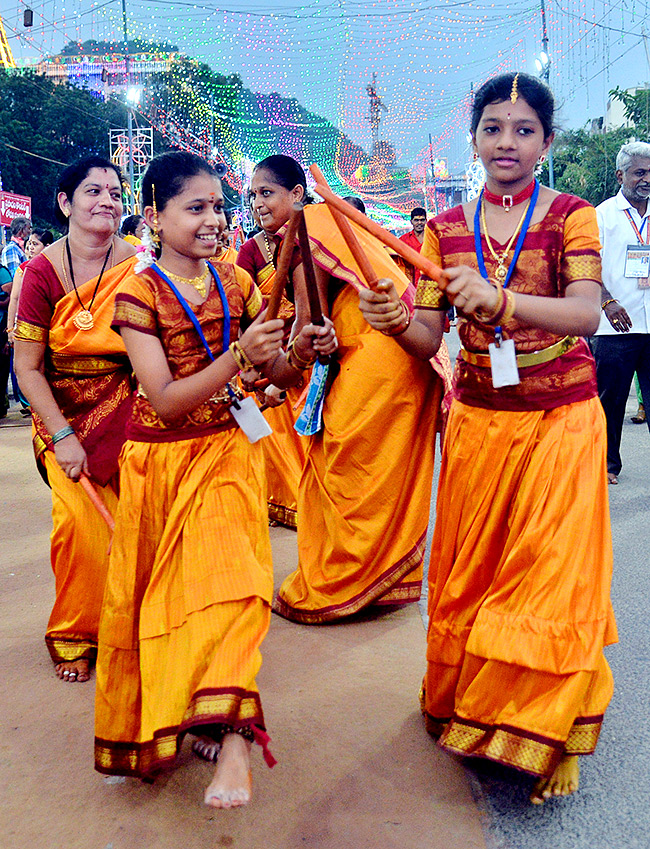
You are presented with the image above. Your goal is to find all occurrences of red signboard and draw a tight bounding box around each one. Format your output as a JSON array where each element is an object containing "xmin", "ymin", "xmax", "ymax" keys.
[{"xmin": 0, "ymin": 191, "xmax": 32, "ymax": 226}]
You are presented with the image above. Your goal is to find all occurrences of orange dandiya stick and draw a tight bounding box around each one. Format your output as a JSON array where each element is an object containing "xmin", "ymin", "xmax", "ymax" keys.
[
  {"xmin": 309, "ymin": 164, "xmax": 445, "ymax": 285},
  {"xmin": 265, "ymin": 203, "xmax": 302, "ymax": 321},
  {"xmin": 79, "ymin": 473, "xmax": 115, "ymax": 532}
]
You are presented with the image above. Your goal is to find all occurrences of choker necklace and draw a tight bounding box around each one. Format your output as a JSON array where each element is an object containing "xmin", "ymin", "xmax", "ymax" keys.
[
  {"xmin": 480, "ymin": 196, "xmax": 531, "ymax": 282},
  {"xmin": 158, "ymin": 263, "xmax": 209, "ymax": 298},
  {"xmin": 62, "ymin": 237, "xmax": 113, "ymax": 331},
  {"xmin": 483, "ymin": 180, "xmax": 536, "ymax": 213}
]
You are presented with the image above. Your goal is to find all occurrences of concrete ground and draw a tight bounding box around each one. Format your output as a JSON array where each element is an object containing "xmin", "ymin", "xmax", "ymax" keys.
[{"xmin": 0, "ymin": 408, "xmax": 486, "ymax": 849}]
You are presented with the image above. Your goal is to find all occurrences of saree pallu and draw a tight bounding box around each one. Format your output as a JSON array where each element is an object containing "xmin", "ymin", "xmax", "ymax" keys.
[
  {"xmin": 422, "ymin": 397, "xmax": 617, "ymax": 777},
  {"xmin": 237, "ymin": 237, "xmax": 306, "ymax": 528},
  {"xmin": 95, "ymin": 429, "xmax": 274, "ymax": 777},
  {"xmin": 15, "ymin": 255, "xmax": 136, "ymax": 664},
  {"xmin": 274, "ymin": 203, "xmax": 447, "ymax": 622}
]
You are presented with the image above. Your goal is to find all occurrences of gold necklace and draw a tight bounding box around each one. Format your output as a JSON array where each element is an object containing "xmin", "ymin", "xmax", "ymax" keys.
[
  {"xmin": 61, "ymin": 238, "xmax": 113, "ymax": 331},
  {"xmin": 263, "ymin": 231, "xmax": 274, "ymax": 264},
  {"xmin": 480, "ymin": 197, "xmax": 531, "ymax": 282},
  {"xmin": 159, "ymin": 263, "xmax": 209, "ymax": 298}
]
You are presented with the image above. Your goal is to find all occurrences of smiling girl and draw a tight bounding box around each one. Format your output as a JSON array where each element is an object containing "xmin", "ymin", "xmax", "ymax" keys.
[
  {"xmin": 93, "ymin": 152, "xmax": 335, "ymax": 808},
  {"xmin": 360, "ymin": 73, "xmax": 617, "ymax": 804}
]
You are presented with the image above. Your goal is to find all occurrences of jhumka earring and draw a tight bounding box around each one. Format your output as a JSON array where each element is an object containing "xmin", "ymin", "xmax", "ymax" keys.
[
  {"xmin": 473, "ymin": 151, "xmax": 479, "ymax": 161},
  {"xmin": 151, "ymin": 184, "xmax": 162, "ymax": 249},
  {"xmin": 510, "ymin": 73, "xmax": 520, "ymax": 104}
]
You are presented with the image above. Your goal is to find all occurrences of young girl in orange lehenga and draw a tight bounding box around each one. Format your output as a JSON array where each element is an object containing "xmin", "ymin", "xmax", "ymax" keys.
[
  {"xmin": 360, "ymin": 72, "xmax": 616, "ymax": 805},
  {"xmin": 94, "ymin": 151, "xmax": 336, "ymax": 809}
]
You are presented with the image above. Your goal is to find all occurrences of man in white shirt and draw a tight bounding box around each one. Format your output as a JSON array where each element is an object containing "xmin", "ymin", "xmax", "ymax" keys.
[{"xmin": 592, "ymin": 141, "xmax": 650, "ymax": 484}]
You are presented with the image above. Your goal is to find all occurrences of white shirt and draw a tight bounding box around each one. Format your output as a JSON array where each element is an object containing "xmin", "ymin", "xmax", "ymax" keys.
[{"xmin": 595, "ymin": 189, "xmax": 650, "ymax": 335}]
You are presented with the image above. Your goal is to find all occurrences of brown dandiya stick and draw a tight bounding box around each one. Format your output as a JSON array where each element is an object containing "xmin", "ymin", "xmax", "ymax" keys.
[
  {"xmin": 265, "ymin": 203, "xmax": 302, "ymax": 321},
  {"xmin": 79, "ymin": 473, "xmax": 115, "ymax": 532},
  {"xmin": 309, "ymin": 164, "xmax": 445, "ymax": 285},
  {"xmin": 296, "ymin": 206, "xmax": 325, "ymax": 327}
]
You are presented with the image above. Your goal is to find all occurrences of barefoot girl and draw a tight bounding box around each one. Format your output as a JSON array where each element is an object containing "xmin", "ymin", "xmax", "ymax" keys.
[
  {"xmin": 94, "ymin": 151, "xmax": 336, "ymax": 808},
  {"xmin": 360, "ymin": 72, "xmax": 617, "ymax": 804}
]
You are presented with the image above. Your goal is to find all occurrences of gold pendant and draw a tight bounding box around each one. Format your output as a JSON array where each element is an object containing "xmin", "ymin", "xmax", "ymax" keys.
[
  {"xmin": 495, "ymin": 265, "xmax": 507, "ymax": 282},
  {"xmin": 73, "ymin": 309, "xmax": 94, "ymax": 331}
]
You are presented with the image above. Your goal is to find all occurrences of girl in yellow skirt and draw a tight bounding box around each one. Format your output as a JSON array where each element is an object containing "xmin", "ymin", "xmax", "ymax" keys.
[
  {"xmin": 359, "ymin": 72, "xmax": 616, "ymax": 804},
  {"xmin": 94, "ymin": 151, "xmax": 336, "ymax": 808}
]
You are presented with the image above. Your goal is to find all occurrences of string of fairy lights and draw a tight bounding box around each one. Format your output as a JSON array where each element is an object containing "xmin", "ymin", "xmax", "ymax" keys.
[{"xmin": 2, "ymin": 0, "xmax": 649, "ymax": 217}]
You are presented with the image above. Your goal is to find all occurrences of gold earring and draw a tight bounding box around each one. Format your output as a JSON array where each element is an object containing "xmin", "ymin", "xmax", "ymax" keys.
[{"xmin": 151, "ymin": 184, "xmax": 161, "ymax": 248}]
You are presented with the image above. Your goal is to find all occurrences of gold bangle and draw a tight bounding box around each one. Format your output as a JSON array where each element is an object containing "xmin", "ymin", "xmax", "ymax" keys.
[
  {"xmin": 286, "ymin": 339, "xmax": 315, "ymax": 371},
  {"xmin": 381, "ymin": 301, "xmax": 411, "ymax": 337},
  {"xmin": 502, "ymin": 289, "xmax": 516, "ymax": 323},
  {"xmin": 601, "ymin": 298, "xmax": 617, "ymax": 310},
  {"xmin": 473, "ymin": 282, "xmax": 505, "ymax": 324},
  {"xmin": 229, "ymin": 341, "xmax": 255, "ymax": 372}
]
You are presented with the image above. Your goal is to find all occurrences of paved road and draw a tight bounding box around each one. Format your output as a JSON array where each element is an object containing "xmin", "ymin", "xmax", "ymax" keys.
[{"xmin": 424, "ymin": 331, "xmax": 650, "ymax": 849}]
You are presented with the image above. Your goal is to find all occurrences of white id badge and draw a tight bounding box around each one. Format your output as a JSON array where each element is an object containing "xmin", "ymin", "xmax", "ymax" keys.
[
  {"xmin": 488, "ymin": 337, "xmax": 520, "ymax": 388},
  {"xmin": 624, "ymin": 244, "xmax": 650, "ymax": 278},
  {"xmin": 229, "ymin": 396, "xmax": 273, "ymax": 443}
]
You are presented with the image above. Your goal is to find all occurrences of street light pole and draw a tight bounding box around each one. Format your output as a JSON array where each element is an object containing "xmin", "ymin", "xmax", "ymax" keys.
[
  {"xmin": 121, "ymin": 0, "xmax": 136, "ymax": 212},
  {"xmin": 538, "ymin": 0, "xmax": 555, "ymax": 189}
]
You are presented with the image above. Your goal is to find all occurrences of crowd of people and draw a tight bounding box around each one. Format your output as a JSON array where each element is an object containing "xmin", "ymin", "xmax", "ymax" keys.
[{"xmin": 5, "ymin": 69, "xmax": 649, "ymax": 813}]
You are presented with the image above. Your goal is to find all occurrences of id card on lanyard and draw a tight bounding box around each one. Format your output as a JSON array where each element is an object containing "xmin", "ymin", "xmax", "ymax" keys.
[
  {"xmin": 474, "ymin": 180, "xmax": 540, "ymax": 388},
  {"xmin": 152, "ymin": 262, "xmax": 272, "ymax": 443},
  {"xmin": 623, "ymin": 210, "xmax": 650, "ymax": 288}
]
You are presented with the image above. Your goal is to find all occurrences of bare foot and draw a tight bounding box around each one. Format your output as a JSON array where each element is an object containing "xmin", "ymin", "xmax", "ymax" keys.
[
  {"xmin": 204, "ymin": 733, "xmax": 252, "ymax": 809},
  {"xmin": 54, "ymin": 658, "xmax": 90, "ymax": 683},
  {"xmin": 530, "ymin": 755, "xmax": 579, "ymax": 805},
  {"xmin": 607, "ymin": 472, "xmax": 619, "ymax": 485},
  {"xmin": 192, "ymin": 735, "xmax": 221, "ymax": 762}
]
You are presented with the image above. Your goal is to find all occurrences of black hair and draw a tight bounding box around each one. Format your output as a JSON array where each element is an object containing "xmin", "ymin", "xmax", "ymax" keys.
[
  {"xmin": 253, "ymin": 155, "xmax": 311, "ymax": 204},
  {"xmin": 471, "ymin": 73, "xmax": 554, "ymax": 140},
  {"xmin": 224, "ymin": 208, "xmax": 233, "ymax": 229},
  {"xmin": 141, "ymin": 151, "xmax": 219, "ymax": 212},
  {"xmin": 121, "ymin": 214, "xmax": 143, "ymax": 236},
  {"xmin": 32, "ymin": 229, "xmax": 54, "ymax": 246},
  {"xmin": 55, "ymin": 156, "xmax": 123, "ymax": 227},
  {"xmin": 343, "ymin": 196, "xmax": 366, "ymax": 214},
  {"xmin": 410, "ymin": 207, "xmax": 426, "ymax": 219}
]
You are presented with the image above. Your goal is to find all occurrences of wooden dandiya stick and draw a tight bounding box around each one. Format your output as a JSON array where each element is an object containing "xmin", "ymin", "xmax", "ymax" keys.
[
  {"xmin": 265, "ymin": 204, "xmax": 302, "ymax": 321},
  {"xmin": 295, "ymin": 203, "xmax": 331, "ymax": 365},
  {"xmin": 308, "ymin": 164, "xmax": 445, "ymax": 285},
  {"xmin": 79, "ymin": 473, "xmax": 115, "ymax": 532}
]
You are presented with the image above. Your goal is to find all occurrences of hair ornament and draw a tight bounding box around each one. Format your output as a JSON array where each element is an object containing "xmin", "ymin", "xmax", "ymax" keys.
[
  {"xmin": 134, "ymin": 225, "xmax": 157, "ymax": 273},
  {"xmin": 151, "ymin": 183, "xmax": 161, "ymax": 249},
  {"xmin": 510, "ymin": 73, "xmax": 519, "ymax": 104}
]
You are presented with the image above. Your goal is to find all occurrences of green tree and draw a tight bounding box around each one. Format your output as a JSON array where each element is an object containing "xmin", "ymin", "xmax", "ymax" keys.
[
  {"xmin": 609, "ymin": 85, "xmax": 650, "ymax": 140},
  {"xmin": 539, "ymin": 127, "xmax": 631, "ymax": 207}
]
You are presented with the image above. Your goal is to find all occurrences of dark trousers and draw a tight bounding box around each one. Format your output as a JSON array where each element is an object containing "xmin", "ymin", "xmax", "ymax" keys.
[{"xmin": 591, "ymin": 333, "xmax": 650, "ymax": 474}]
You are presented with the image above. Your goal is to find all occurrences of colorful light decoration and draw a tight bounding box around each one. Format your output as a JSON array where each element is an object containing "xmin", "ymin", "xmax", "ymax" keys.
[{"xmin": 4, "ymin": 0, "xmax": 648, "ymax": 219}]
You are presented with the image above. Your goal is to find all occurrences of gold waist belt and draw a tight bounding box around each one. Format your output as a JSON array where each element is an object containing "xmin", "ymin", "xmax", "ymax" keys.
[{"xmin": 461, "ymin": 336, "xmax": 578, "ymax": 369}]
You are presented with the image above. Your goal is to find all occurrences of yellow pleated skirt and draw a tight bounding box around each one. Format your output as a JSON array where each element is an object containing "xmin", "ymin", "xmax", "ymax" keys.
[
  {"xmin": 94, "ymin": 428, "xmax": 274, "ymax": 777},
  {"xmin": 422, "ymin": 396, "xmax": 617, "ymax": 778}
]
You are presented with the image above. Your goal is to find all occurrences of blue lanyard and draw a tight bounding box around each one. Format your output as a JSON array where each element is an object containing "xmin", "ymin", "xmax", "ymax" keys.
[
  {"xmin": 623, "ymin": 209, "xmax": 649, "ymax": 244},
  {"xmin": 152, "ymin": 261, "xmax": 230, "ymax": 361},
  {"xmin": 474, "ymin": 179, "xmax": 540, "ymax": 289}
]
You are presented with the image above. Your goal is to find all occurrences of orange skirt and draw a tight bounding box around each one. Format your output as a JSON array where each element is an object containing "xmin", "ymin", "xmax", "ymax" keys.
[
  {"xmin": 274, "ymin": 286, "xmax": 440, "ymax": 623},
  {"xmin": 422, "ymin": 397, "xmax": 617, "ymax": 778},
  {"xmin": 43, "ymin": 450, "xmax": 118, "ymax": 664},
  {"xmin": 262, "ymin": 382, "xmax": 307, "ymax": 529},
  {"xmin": 94, "ymin": 429, "xmax": 274, "ymax": 777}
]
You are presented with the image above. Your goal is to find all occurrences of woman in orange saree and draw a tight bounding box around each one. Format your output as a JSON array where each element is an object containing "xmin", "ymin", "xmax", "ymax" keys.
[
  {"xmin": 94, "ymin": 152, "xmax": 336, "ymax": 809},
  {"xmin": 237, "ymin": 156, "xmax": 312, "ymax": 529},
  {"xmin": 273, "ymin": 199, "xmax": 452, "ymax": 623},
  {"xmin": 359, "ymin": 72, "xmax": 616, "ymax": 804},
  {"xmin": 14, "ymin": 157, "xmax": 136, "ymax": 683}
]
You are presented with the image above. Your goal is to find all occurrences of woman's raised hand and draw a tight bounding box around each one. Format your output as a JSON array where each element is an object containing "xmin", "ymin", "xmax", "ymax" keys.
[
  {"xmin": 238, "ymin": 311, "xmax": 285, "ymax": 367},
  {"xmin": 441, "ymin": 266, "xmax": 500, "ymax": 318},
  {"xmin": 358, "ymin": 279, "xmax": 404, "ymax": 333},
  {"xmin": 293, "ymin": 316, "xmax": 338, "ymax": 362}
]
